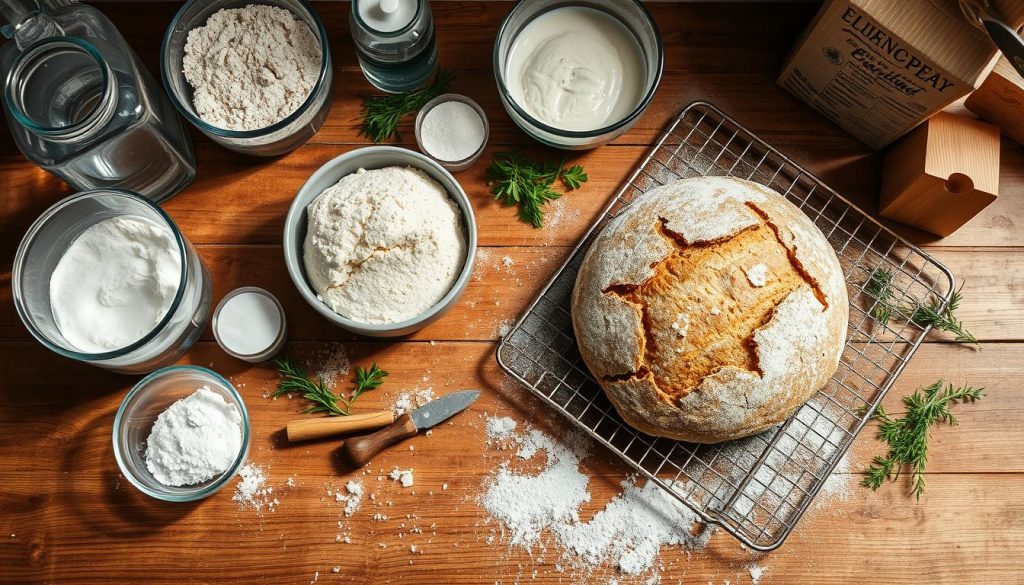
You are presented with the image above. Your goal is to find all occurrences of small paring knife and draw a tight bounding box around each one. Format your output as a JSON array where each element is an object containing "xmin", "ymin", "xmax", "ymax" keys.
[{"xmin": 339, "ymin": 390, "xmax": 480, "ymax": 468}]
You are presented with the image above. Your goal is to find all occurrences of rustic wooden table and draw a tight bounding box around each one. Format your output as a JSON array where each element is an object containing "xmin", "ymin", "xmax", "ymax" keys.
[{"xmin": 2, "ymin": 2, "xmax": 1022, "ymax": 584}]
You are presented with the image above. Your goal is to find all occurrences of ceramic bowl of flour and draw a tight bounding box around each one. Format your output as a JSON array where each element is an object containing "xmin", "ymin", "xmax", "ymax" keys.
[
  {"xmin": 283, "ymin": 146, "xmax": 478, "ymax": 337},
  {"xmin": 113, "ymin": 366, "xmax": 251, "ymax": 502}
]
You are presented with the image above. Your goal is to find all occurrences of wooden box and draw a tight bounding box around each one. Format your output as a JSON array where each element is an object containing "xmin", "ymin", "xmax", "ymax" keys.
[
  {"xmin": 965, "ymin": 57, "xmax": 1024, "ymax": 146},
  {"xmin": 879, "ymin": 111, "xmax": 1000, "ymax": 237}
]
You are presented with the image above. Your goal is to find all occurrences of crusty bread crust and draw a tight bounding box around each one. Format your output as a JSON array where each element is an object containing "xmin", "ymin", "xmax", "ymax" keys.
[{"xmin": 571, "ymin": 177, "xmax": 848, "ymax": 444}]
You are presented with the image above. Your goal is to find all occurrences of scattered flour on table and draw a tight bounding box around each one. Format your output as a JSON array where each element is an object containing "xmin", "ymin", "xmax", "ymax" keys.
[
  {"xmin": 338, "ymin": 480, "xmax": 364, "ymax": 517},
  {"xmin": 480, "ymin": 417, "xmax": 710, "ymax": 580},
  {"xmin": 312, "ymin": 342, "xmax": 350, "ymax": 389},
  {"xmin": 390, "ymin": 467, "xmax": 414, "ymax": 487},
  {"xmin": 145, "ymin": 387, "xmax": 242, "ymax": 487},
  {"xmin": 182, "ymin": 4, "xmax": 322, "ymax": 130},
  {"xmin": 394, "ymin": 388, "xmax": 436, "ymax": 415},
  {"xmin": 748, "ymin": 563, "xmax": 765, "ymax": 584},
  {"xmin": 234, "ymin": 463, "xmax": 277, "ymax": 512}
]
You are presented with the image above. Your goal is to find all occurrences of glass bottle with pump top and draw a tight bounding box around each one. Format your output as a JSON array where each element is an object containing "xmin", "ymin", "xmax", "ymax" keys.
[
  {"xmin": 350, "ymin": 0, "xmax": 439, "ymax": 93},
  {"xmin": 0, "ymin": 0, "xmax": 195, "ymax": 203}
]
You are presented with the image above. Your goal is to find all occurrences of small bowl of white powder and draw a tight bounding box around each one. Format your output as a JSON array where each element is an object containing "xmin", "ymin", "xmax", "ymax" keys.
[
  {"xmin": 414, "ymin": 94, "xmax": 489, "ymax": 172},
  {"xmin": 283, "ymin": 146, "xmax": 477, "ymax": 337},
  {"xmin": 113, "ymin": 366, "xmax": 250, "ymax": 502},
  {"xmin": 160, "ymin": 0, "xmax": 333, "ymax": 156}
]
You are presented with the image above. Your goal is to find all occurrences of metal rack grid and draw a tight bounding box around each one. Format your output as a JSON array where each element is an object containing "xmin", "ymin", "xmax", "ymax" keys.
[{"xmin": 496, "ymin": 101, "xmax": 954, "ymax": 551}]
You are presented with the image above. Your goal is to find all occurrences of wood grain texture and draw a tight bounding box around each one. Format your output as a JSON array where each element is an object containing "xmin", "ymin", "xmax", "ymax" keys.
[{"xmin": 1, "ymin": 2, "xmax": 1023, "ymax": 584}]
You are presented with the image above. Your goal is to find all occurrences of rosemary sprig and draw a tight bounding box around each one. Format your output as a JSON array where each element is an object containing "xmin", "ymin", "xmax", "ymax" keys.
[
  {"xmin": 359, "ymin": 71, "xmax": 454, "ymax": 143},
  {"xmin": 862, "ymin": 380, "xmax": 984, "ymax": 500},
  {"xmin": 864, "ymin": 268, "xmax": 978, "ymax": 346},
  {"xmin": 272, "ymin": 357, "xmax": 388, "ymax": 416},
  {"xmin": 487, "ymin": 151, "xmax": 588, "ymax": 227}
]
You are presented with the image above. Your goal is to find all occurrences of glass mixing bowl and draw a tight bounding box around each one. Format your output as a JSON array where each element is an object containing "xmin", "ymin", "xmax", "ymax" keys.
[
  {"xmin": 113, "ymin": 366, "xmax": 251, "ymax": 502},
  {"xmin": 11, "ymin": 190, "xmax": 212, "ymax": 374},
  {"xmin": 493, "ymin": 0, "xmax": 664, "ymax": 150},
  {"xmin": 160, "ymin": 0, "xmax": 333, "ymax": 156}
]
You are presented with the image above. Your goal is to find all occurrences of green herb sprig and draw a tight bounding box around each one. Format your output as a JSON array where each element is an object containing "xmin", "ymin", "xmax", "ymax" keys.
[
  {"xmin": 272, "ymin": 357, "xmax": 388, "ymax": 416},
  {"xmin": 862, "ymin": 380, "xmax": 984, "ymax": 500},
  {"xmin": 487, "ymin": 151, "xmax": 588, "ymax": 227},
  {"xmin": 865, "ymin": 268, "xmax": 978, "ymax": 346},
  {"xmin": 359, "ymin": 71, "xmax": 454, "ymax": 143}
]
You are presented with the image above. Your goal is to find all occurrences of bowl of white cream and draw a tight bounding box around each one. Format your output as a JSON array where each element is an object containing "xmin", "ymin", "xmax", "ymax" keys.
[
  {"xmin": 493, "ymin": 0, "xmax": 664, "ymax": 149},
  {"xmin": 283, "ymin": 146, "xmax": 477, "ymax": 337},
  {"xmin": 12, "ymin": 190, "xmax": 212, "ymax": 373}
]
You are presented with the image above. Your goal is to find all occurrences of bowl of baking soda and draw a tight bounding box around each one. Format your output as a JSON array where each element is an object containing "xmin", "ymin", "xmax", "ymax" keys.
[
  {"xmin": 283, "ymin": 146, "xmax": 477, "ymax": 337},
  {"xmin": 493, "ymin": 0, "xmax": 664, "ymax": 149},
  {"xmin": 113, "ymin": 366, "xmax": 250, "ymax": 502}
]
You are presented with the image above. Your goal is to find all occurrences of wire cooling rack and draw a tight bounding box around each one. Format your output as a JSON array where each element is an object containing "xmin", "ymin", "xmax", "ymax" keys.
[{"xmin": 496, "ymin": 101, "xmax": 955, "ymax": 551}]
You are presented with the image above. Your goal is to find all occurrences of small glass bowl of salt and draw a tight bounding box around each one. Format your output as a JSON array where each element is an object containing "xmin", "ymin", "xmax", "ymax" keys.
[
  {"xmin": 113, "ymin": 366, "xmax": 250, "ymax": 502},
  {"xmin": 415, "ymin": 94, "xmax": 489, "ymax": 172}
]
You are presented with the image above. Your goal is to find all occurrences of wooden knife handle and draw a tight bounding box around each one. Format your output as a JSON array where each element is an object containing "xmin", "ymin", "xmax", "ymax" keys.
[
  {"xmin": 339, "ymin": 413, "xmax": 417, "ymax": 468},
  {"xmin": 286, "ymin": 410, "xmax": 395, "ymax": 442}
]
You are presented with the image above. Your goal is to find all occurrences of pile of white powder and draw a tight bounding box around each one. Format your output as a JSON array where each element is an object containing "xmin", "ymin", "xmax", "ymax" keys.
[
  {"xmin": 480, "ymin": 418, "xmax": 711, "ymax": 580},
  {"xmin": 49, "ymin": 216, "xmax": 181, "ymax": 353},
  {"xmin": 145, "ymin": 387, "xmax": 242, "ymax": 486},
  {"xmin": 182, "ymin": 4, "xmax": 322, "ymax": 130},
  {"xmin": 419, "ymin": 100, "xmax": 486, "ymax": 162},
  {"xmin": 303, "ymin": 167, "xmax": 467, "ymax": 324}
]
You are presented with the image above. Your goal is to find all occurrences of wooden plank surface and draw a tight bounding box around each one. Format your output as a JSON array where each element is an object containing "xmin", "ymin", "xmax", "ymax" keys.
[{"xmin": 1, "ymin": 2, "xmax": 1022, "ymax": 584}]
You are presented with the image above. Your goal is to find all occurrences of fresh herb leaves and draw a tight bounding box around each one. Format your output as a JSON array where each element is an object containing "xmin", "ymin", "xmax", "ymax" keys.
[
  {"xmin": 273, "ymin": 357, "xmax": 388, "ymax": 416},
  {"xmin": 359, "ymin": 71, "xmax": 454, "ymax": 143},
  {"xmin": 865, "ymin": 268, "xmax": 978, "ymax": 346},
  {"xmin": 862, "ymin": 380, "xmax": 984, "ymax": 500},
  {"xmin": 487, "ymin": 151, "xmax": 588, "ymax": 228}
]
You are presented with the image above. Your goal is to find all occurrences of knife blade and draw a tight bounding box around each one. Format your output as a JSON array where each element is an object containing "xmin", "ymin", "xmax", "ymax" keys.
[{"xmin": 339, "ymin": 390, "xmax": 481, "ymax": 468}]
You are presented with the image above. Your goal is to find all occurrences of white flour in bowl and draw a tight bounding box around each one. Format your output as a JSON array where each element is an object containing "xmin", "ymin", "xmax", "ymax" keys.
[
  {"xmin": 183, "ymin": 4, "xmax": 321, "ymax": 130},
  {"xmin": 303, "ymin": 167, "xmax": 467, "ymax": 324},
  {"xmin": 145, "ymin": 387, "xmax": 243, "ymax": 486}
]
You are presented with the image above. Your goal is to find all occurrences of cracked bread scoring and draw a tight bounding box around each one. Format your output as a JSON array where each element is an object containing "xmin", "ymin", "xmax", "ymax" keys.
[
  {"xmin": 571, "ymin": 177, "xmax": 848, "ymax": 444},
  {"xmin": 303, "ymin": 166, "xmax": 466, "ymax": 324}
]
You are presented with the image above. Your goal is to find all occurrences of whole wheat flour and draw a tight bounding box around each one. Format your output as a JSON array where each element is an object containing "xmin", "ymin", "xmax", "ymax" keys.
[
  {"xmin": 303, "ymin": 167, "xmax": 466, "ymax": 324},
  {"xmin": 182, "ymin": 4, "xmax": 321, "ymax": 130}
]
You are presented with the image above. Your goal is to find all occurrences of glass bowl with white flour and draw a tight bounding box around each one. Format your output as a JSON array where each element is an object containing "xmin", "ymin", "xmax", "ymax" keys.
[
  {"xmin": 283, "ymin": 146, "xmax": 477, "ymax": 337},
  {"xmin": 161, "ymin": 0, "xmax": 333, "ymax": 156},
  {"xmin": 12, "ymin": 190, "xmax": 212, "ymax": 374},
  {"xmin": 113, "ymin": 366, "xmax": 250, "ymax": 502},
  {"xmin": 493, "ymin": 0, "xmax": 664, "ymax": 149}
]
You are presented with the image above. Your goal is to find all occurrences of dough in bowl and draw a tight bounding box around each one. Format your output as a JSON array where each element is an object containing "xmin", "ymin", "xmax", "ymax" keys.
[{"xmin": 571, "ymin": 177, "xmax": 848, "ymax": 443}]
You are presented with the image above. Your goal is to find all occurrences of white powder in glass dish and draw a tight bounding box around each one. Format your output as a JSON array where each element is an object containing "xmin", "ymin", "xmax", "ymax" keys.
[
  {"xmin": 49, "ymin": 216, "xmax": 181, "ymax": 353},
  {"xmin": 145, "ymin": 387, "xmax": 243, "ymax": 487},
  {"xmin": 419, "ymin": 100, "xmax": 486, "ymax": 162},
  {"xmin": 182, "ymin": 4, "xmax": 322, "ymax": 130},
  {"xmin": 303, "ymin": 166, "xmax": 467, "ymax": 324}
]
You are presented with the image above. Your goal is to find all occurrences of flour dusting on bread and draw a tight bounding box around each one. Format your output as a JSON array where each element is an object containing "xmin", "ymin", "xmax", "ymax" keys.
[{"xmin": 571, "ymin": 177, "xmax": 849, "ymax": 444}]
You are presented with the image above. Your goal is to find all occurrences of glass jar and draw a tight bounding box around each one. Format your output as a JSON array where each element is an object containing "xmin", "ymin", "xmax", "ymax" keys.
[
  {"xmin": 161, "ymin": 0, "xmax": 334, "ymax": 157},
  {"xmin": 0, "ymin": 1, "xmax": 196, "ymax": 203},
  {"xmin": 350, "ymin": 0, "xmax": 438, "ymax": 93},
  {"xmin": 12, "ymin": 190, "xmax": 212, "ymax": 374}
]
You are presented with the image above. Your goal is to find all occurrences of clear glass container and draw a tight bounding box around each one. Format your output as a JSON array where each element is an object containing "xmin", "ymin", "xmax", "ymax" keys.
[
  {"xmin": 492, "ymin": 0, "xmax": 664, "ymax": 150},
  {"xmin": 0, "ymin": 1, "xmax": 196, "ymax": 203},
  {"xmin": 113, "ymin": 366, "xmax": 250, "ymax": 502},
  {"xmin": 12, "ymin": 190, "xmax": 212, "ymax": 374},
  {"xmin": 350, "ymin": 0, "xmax": 438, "ymax": 93},
  {"xmin": 161, "ymin": 0, "xmax": 334, "ymax": 157}
]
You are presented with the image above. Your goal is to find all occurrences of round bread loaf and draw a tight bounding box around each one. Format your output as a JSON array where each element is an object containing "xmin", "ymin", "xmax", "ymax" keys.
[{"xmin": 571, "ymin": 177, "xmax": 848, "ymax": 443}]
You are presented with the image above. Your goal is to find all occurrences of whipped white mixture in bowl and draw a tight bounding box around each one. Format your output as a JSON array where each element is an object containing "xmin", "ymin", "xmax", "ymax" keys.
[
  {"xmin": 302, "ymin": 166, "xmax": 468, "ymax": 325},
  {"xmin": 493, "ymin": 0, "xmax": 663, "ymax": 149},
  {"xmin": 505, "ymin": 6, "xmax": 647, "ymax": 132}
]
